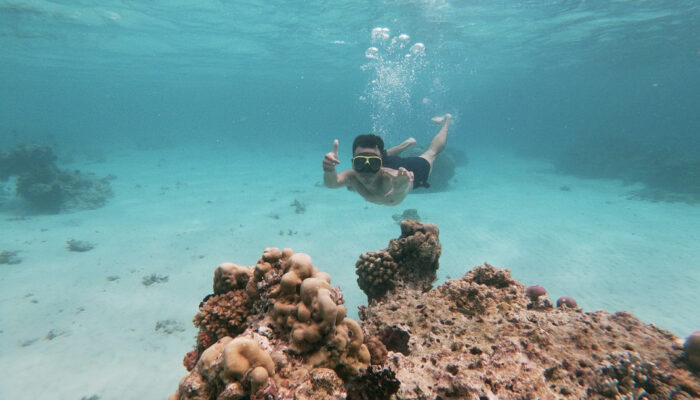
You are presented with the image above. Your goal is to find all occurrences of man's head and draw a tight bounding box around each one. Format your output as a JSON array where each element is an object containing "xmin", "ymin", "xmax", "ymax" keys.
[
  {"xmin": 352, "ymin": 134, "xmax": 386, "ymax": 158},
  {"xmin": 352, "ymin": 134, "xmax": 385, "ymax": 175}
]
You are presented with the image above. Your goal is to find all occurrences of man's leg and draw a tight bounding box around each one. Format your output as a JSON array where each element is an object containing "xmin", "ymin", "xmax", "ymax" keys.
[
  {"xmin": 419, "ymin": 114, "xmax": 451, "ymax": 172},
  {"xmin": 386, "ymin": 137, "xmax": 417, "ymax": 157}
]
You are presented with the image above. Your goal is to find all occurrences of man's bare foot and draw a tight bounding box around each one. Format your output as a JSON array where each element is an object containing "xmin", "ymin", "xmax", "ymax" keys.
[
  {"xmin": 402, "ymin": 137, "xmax": 417, "ymax": 148},
  {"xmin": 431, "ymin": 113, "xmax": 452, "ymax": 125},
  {"xmin": 387, "ymin": 137, "xmax": 418, "ymax": 157}
]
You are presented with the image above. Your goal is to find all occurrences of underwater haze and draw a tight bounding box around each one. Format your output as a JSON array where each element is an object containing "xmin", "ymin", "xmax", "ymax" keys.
[{"xmin": 0, "ymin": 1, "xmax": 699, "ymax": 399}]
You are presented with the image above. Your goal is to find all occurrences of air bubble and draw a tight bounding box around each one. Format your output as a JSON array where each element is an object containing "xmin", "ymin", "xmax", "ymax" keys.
[
  {"xmin": 371, "ymin": 27, "xmax": 391, "ymax": 42},
  {"xmin": 409, "ymin": 43, "xmax": 425, "ymax": 56},
  {"xmin": 365, "ymin": 47, "xmax": 379, "ymax": 59},
  {"xmin": 362, "ymin": 28, "xmax": 428, "ymax": 137}
]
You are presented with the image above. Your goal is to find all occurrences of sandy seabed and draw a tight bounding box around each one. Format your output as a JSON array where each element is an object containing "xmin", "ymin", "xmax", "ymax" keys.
[{"xmin": 0, "ymin": 143, "xmax": 698, "ymax": 399}]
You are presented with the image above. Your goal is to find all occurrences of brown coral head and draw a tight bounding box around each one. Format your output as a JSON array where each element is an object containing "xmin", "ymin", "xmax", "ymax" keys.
[
  {"xmin": 262, "ymin": 247, "xmax": 282, "ymax": 263},
  {"xmin": 684, "ymin": 330, "xmax": 700, "ymax": 372},
  {"xmin": 213, "ymin": 263, "xmax": 252, "ymax": 294},
  {"xmin": 556, "ymin": 296, "xmax": 577, "ymax": 308},
  {"xmin": 285, "ymin": 253, "xmax": 314, "ymax": 279},
  {"xmin": 525, "ymin": 285, "xmax": 547, "ymax": 301},
  {"xmin": 399, "ymin": 219, "xmax": 439, "ymax": 238}
]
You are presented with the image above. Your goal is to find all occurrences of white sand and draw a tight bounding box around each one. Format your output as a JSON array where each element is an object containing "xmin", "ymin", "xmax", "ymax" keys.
[{"xmin": 0, "ymin": 144, "xmax": 698, "ymax": 399}]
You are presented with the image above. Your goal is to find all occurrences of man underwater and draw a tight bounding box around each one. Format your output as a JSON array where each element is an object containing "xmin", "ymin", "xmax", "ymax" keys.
[{"xmin": 322, "ymin": 114, "xmax": 451, "ymax": 205}]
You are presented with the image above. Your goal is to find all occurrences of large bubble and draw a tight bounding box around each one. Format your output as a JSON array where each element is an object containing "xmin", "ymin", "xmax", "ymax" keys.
[
  {"xmin": 371, "ymin": 27, "xmax": 391, "ymax": 43},
  {"xmin": 409, "ymin": 43, "xmax": 426, "ymax": 57}
]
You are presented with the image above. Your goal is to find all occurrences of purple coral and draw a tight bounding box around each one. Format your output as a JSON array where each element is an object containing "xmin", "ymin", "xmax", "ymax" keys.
[
  {"xmin": 685, "ymin": 330, "xmax": 700, "ymax": 371},
  {"xmin": 556, "ymin": 296, "xmax": 577, "ymax": 308},
  {"xmin": 525, "ymin": 285, "xmax": 547, "ymax": 301}
]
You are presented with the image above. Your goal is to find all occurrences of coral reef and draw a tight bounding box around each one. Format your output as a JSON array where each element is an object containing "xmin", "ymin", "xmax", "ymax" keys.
[
  {"xmin": 686, "ymin": 331, "xmax": 700, "ymax": 372},
  {"xmin": 556, "ymin": 295, "xmax": 578, "ymax": 308},
  {"xmin": 66, "ymin": 239, "xmax": 95, "ymax": 252},
  {"xmin": 554, "ymin": 133, "xmax": 700, "ymax": 204},
  {"xmin": 0, "ymin": 250, "xmax": 21, "ymax": 265},
  {"xmin": 171, "ymin": 248, "xmax": 372, "ymax": 400},
  {"xmin": 358, "ymin": 250, "xmax": 698, "ymax": 399},
  {"xmin": 356, "ymin": 220, "xmax": 441, "ymax": 302},
  {"xmin": 290, "ymin": 199, "xmax": 306, "ymax": 214},
  {"xmin": 142, "ymin": 274, "xmax": 169, "ymax": 286},
  {"xmin": 0, "ymin": 143, "xmax": 113, "ymax": 213},
  {"xmin": 172, "ymin": 223, "xmax": 698, "ymax": 399}
]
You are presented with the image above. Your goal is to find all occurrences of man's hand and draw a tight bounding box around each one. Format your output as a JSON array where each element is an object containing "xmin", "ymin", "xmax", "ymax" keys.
[
  {"xmin": 323, "ymin": 139, "xmax": 340, "ymax": 172},
  {"xmin": 383, "ymin": 167, "xmax": 414, "ymax": 198},
  {"xmin": 397, "ymin": 167, "xmax": 414, "ymax": 181}
]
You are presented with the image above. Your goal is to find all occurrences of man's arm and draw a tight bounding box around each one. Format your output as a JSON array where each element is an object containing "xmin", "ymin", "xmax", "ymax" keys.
[
  {"xmin": 323, "ymin": 139, "xmax": 351, "ymax": 188},
  {"xmin": 324, "ymin": 169, "xmax": 352, "ymax": 188}
]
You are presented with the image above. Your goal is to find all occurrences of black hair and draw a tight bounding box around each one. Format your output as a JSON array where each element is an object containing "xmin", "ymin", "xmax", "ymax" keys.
[{"xmin": 352, "ymin": 134, "xmax": 388, "ymax": 158}]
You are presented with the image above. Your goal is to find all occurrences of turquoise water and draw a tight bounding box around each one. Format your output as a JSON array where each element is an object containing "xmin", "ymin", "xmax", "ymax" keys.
[
  {"xmin": 2, "ymin": 1, "xmax": 698, "ymax": 155},
  {"xmin": 0, "ymin": 1, "xmax": 699, "ymax": 399}
]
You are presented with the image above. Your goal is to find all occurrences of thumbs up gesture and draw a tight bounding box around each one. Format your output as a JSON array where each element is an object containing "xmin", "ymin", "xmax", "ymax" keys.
[{"xmin": 323, "ymin": 139, "xmax": 340, "ymax": 172}]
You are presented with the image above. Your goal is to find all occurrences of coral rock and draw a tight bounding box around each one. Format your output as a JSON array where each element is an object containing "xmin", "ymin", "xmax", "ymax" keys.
[
  {"xmin": 356, "ymin": 220, "xmax": 441, "ymax": 302},
  {"xmin": 213, "ymin": 263, "xmax": 252, "ymax": 294},
  {"xmin": 685, "ymin": 330, "xmax": 700, "ymax": 372},
  {"xmin": 361, "ymin": 263, "xmax": 699, "ymax": 399},
  {"xmin": 194, "ymin": 290, "xmax": 251, "ymax": 341},
  {"xmin": 173, "ymin": 235, "xmax": 699, "ymax": 400},
  {"xmin": 221, "ymin": 337, "xmax": 275, "ymax": 391},
  {"xmin": 556, "ymin": 296, "xmax": 578, "ymax": 308},
  {"xmin": 172, "ymin": 247, "xmax": 371, "ymax": 400},
  {"xmin": 525, "ymin": 284, "xmax": 547, "ymax": 301}
]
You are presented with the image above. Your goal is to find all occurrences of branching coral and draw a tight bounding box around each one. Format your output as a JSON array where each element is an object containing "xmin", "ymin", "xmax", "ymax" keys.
[{"xmin": 193, "ymin": 290, "xmax": 251, "ymax": 341}]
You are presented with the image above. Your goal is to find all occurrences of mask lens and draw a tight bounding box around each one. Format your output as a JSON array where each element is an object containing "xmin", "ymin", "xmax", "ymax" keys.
[
  {"xmin": 368, "ymin": 157, "xmax": 381, "ymax": 171},
  {"xmin": 353, "ymin": 157, "xmax": 365, "ymax": 171},
  {"xmin": 353, "ymin": 156, "xmax": 382, "ymax": 172}
]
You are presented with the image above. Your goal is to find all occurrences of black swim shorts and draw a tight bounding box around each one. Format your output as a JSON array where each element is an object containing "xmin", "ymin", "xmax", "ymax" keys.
[{"xmin": 383, "ymin": 155, "xmax": 431, "ymax": 189}]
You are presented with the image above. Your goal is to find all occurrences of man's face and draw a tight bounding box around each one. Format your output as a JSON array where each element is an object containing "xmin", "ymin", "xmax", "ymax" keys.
[{"xmin": 353, "ymin": 146, "xmax": 382, "ymax": 183}]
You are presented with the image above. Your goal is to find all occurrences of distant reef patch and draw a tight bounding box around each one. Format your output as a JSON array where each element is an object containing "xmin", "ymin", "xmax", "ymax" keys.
[
  {"xmin": 0, "ymin": 250, "xmax": 21, "ymax": 265},
  {"xmin": 0, "ymin": 143, "xmax": 114, "ymax": 214},
  {"xmin": 554, "ymin": 134, "xmax": 700, "ymax": 204}
]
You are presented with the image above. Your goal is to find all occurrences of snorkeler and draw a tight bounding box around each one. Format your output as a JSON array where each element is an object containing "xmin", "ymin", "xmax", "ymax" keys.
[{"xmin": 322, "ymin": 114, "xmax": 451, "ymax": 205}]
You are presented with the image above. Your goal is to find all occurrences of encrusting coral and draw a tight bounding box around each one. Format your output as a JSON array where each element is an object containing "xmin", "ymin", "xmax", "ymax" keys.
[{"xmin": 172, "ymin": 222, "xmax": 699, "ymax": 400}]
